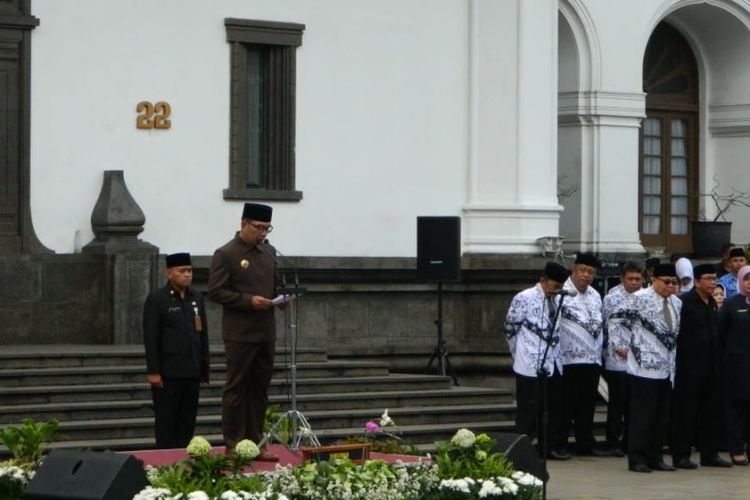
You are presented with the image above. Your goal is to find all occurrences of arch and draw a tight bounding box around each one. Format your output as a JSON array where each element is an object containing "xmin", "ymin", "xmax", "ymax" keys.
[
  {"xmin": 638, "ymin": 0, "xmax": 750, "ymax": 245},
  {"xmin": 558, "ymin": 0, "xmax": 602, "ymax": 90},
  {"xmin": 642, "ymin": 0, "xmax": 750, "ymax": 51}
]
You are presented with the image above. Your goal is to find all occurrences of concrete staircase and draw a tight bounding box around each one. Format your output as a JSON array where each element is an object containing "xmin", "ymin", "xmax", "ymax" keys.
[{"xmin": 0, "ymin": 345, "xmax": 515, "ymax": 453}]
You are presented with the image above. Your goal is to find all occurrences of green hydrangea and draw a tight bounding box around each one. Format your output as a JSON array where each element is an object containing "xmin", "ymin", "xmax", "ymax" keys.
[
  {"xmin": 234, "ymin": 439, "xmax": 259, "ymax": 460},
  {"xmin": 186, "ymin": 436, "xmax": 211, "ymax": 457}
]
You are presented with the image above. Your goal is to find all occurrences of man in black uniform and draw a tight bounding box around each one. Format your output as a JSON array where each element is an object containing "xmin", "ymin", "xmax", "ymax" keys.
[
  {"xmin": 143, "ymin": 252, "xmax": 210, "ymax": 449},
  {"xmin": 671, "ymin": 263, "xmax": 731, "ymax": 469}
]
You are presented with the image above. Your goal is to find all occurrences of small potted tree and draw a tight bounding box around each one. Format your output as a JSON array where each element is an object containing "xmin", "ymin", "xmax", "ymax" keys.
[{"xmin": 691, "ymin": 178, "xmax": 750, "ymax": 257}]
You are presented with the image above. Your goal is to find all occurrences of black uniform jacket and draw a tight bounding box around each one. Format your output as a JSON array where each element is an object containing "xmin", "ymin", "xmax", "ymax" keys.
[
  {"xmin": 676, "ymin": 289, "xmax": 720, "ymax": 378},
  {"xmin": 719, "ymin": 293, "xmax": 750, "ymax": 400},
  {"xmin": 143, "ymin": 283, "xmax": 209, "ymax": 380}
]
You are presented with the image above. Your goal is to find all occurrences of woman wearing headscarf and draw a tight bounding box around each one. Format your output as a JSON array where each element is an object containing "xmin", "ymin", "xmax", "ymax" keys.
[
  {"xmin": 676, "ymin": 257, "xmax": 694, "ymax": 294},
  {"xmin": 718, "ymin": 265, "xmax": 750, "ymax": 465}
]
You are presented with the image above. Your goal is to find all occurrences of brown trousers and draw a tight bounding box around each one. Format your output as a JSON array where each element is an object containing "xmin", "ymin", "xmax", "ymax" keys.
[{"xmin": 222, "ymin": 340, "xmax": 275, "ymax": 448}]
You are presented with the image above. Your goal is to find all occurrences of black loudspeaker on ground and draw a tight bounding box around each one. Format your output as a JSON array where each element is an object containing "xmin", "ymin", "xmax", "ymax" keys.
[
  {"xmin": 488, "ymin": 432, "xmax": 549, "ymax": 482},
  {"xmin": 25, "ymin": 449, "xmax": 148, "ymax": 500},
  {"xmin": 416, "ymin": 216, "xmax": 461, "ymax": 282}
]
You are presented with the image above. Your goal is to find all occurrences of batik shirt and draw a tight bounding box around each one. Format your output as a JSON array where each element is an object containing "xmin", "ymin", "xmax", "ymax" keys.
[
  {"xmin": 504, "ymin": 283, "xmax": 563, "ymax": 378},
  {"xmin": 718, "ymin": 272, "xmax": 738, "ymax": 298},
  {"xmin": 602, "ymin": 284, "xmax": 629, "ymax": 372},
  {"xmin": 608, "ymin": 286, "xmax": 681, "ymax": 382},
  {"xmin": 558, "ymin": 278, "xmax": 603, "ymax": 366}
]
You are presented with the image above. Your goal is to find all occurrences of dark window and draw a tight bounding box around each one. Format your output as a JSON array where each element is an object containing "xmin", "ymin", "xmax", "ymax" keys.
[
  {"xmin": 639, "ymin": 22, "xmax": 699, "ymax": 254},
  {"xmin": 224, "ymin": 19, "xmax": 305, "ymax": 201}
]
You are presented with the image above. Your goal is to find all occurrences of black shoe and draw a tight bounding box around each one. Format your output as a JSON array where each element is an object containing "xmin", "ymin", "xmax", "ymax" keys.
[
  {"xmin": 629, "ymin": 463, "xmax": 652, "ymax": 473},
  {"xmin": 591, "ymin": 446, "xmax": 614, "ymax": 457},
  {"xmin": 609, "ymin": 446, "xmax": 625, "ymax": 457},
  {"xmin": 651, "ymin": 461, "xmax": 677, "ymax": 471},
  {"xmin": 731, "ymin": 455, "xmax": 749, "ymax": 466},
  {"xmin": 700, "ymin": 455, "xmax": 732, "ymax": 468},
  {"xmin": 548, "ymin": 448, "xmax": 572, "ymax": 460},
  {"xmin": 673, "ymin": 457, "xmax": 697, "ymax": 469}
]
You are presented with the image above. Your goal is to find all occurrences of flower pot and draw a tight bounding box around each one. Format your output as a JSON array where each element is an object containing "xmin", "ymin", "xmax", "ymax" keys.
[{"xmin": 691, "ymin": 221, "xmax": 732, "ymax": 257}]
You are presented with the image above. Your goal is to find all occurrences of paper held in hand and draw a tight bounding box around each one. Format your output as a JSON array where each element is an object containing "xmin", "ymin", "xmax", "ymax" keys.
[{"xmin": 271, "ymin": 294, "xmax": 295, "ymax": 306}]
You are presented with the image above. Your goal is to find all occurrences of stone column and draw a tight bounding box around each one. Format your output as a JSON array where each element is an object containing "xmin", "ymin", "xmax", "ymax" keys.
[
  {"xmin": 463, "ymin": 0, "xmax": 562, "ymax": 254},
  {"xmin": 82, "ymin": 170, "xmax": 158, "ymax": 344},
  {"xmin": 558, "ymin": 91, "xmax": 646, "ymax": 255}
]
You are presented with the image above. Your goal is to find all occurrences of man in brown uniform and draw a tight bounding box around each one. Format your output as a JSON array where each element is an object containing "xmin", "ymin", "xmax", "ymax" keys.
[{"xmin": 209, "ymin": 202, "xmax": 280, "ymax": 460}]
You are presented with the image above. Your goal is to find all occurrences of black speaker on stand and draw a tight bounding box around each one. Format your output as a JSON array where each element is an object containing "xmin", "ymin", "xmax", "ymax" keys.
[
  {"xmin": 25, "ymin": 450, "xmax": 148, "ymax": 500},
  {"xmin": 417, "ymin": 216, "xmax": 460, "ymax": 385}
]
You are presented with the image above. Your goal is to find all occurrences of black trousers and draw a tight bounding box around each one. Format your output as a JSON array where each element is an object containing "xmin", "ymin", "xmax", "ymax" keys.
[
  {"xmin": 560, "ymin": 363, "xmax": 600, "ymax": 452},
  {"xmin": 604, "ymin": 369, "xmax": 628, "ymax": 448},
  {"xmin": 152, "ymin": 376, "xmax": 200, "ymax": 449},
  {"xmin": 628, "ymin": 375, "xmax": 671, "ymax": 467},
  {"xmin": 515, "ymin": 369, "xmax": 563, "ymax": 456},
  {"xmin": 222, "ymin": 341, "xmax": 275, "ymax": 449},
  {"xmin": 726, "ymin": 399, "xmax": 750, "ymax": 455},
  {"xmin": 671, "ymin": 373, "xmax": 722, "ymax": 459}
]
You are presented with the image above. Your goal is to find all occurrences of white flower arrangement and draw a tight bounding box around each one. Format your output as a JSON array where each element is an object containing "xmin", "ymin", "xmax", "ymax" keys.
[{"xmin": 450, "ymin": 428, "xmax": 476, "ymax": 448}]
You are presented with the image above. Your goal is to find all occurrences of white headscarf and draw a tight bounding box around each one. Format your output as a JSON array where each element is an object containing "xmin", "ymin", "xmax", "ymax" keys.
[{"xmin": 675, "ymin": 257, "xmax": 694, "ymax": 293}]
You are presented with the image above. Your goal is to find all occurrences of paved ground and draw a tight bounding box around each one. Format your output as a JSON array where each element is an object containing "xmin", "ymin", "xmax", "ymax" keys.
[{"xmin": 546, "ymin": 453, "xmax": 750, "ymax": 499}]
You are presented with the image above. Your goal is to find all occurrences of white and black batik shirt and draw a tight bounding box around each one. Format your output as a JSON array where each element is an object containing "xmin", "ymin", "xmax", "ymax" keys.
[
  {"xmin": 504, "ymin": 283, "xmax": 563, "ymax": 378},
  {"xmin": 608, "ymin": 286, "xmax": 681, "ymax": 383},
  {"xmin": 602, "ymin": 284, "xmax": 629, "ymax": 372},
  {"xmin": 558, "ymin": 278, "xmax": 603, "ymax": 366}
]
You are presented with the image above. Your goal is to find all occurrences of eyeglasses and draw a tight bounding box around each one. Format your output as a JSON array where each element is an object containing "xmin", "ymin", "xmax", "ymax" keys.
[
  {"xmin": 248, "ymin": 222, "xmax": 273, "ymax": 233},
  {"xmin": 654, "ymin": 277, "xmax": 678, "ymax": 286}
]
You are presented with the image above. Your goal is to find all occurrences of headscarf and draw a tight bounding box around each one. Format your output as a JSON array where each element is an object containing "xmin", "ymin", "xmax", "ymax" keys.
[
  {"xmin": 675, "ymin": 257, "xmax": 694, "ymax": 293},
  {"xmin": 737, "ymin": 265, "xmax": 750, "ymax": 299}
]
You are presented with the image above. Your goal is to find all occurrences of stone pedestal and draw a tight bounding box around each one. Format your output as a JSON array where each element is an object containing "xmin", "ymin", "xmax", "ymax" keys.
[{"xmin": 83, "ymin": 170, "xmax": 158, "ymax": 344}]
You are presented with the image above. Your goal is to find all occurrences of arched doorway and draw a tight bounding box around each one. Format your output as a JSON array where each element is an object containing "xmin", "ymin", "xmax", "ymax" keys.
[{"xmin": 640, "ymin": 22, "xmax": 699, "ymax": 254}]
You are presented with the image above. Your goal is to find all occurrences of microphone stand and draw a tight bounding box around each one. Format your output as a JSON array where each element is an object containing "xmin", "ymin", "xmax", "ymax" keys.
[
  {"xmin": 537, "ymin": 292, "xmax": 567, "ymax": 500},
  {"xmin": 259, "ymin": 241, "xmax": 320, "ymax": 450}
]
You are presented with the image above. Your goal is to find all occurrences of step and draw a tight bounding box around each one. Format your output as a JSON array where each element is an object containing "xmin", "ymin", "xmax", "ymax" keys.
[
  {"xmin": 0, "ymin": 346, "xmax": 328, "ymax": 369},
  {"xmin": 0, "ymin": 386, "xmax": 513, "ymax": 425},
  {"xmin": 0, "ymin": 360, "xmax": 389, "ymax": 387},
  {"xmin": 46, "ymin": 404, "xmax": 516, "ymax": 442},
  {"xmin": 0, "ymin": 374, "xmax": 453, "ymax": 405}
]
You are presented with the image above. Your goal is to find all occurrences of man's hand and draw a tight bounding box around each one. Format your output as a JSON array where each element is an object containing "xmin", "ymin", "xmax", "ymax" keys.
[
  {"xmin": 615, "ymin": 348, "xmax": 628, "ymax": 359},
  {"xmin": 251, "ymin": 295, "xmax": 273, "ymax": 310},
  {"xmin": 147, "ymin": 373, "xmax": 164, "ymax": 388}
]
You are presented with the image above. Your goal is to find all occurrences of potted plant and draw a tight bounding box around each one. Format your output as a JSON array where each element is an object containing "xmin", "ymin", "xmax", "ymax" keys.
[{"xmin": 691, "ymin": 177, "xmax": 750, "ymax": 257}]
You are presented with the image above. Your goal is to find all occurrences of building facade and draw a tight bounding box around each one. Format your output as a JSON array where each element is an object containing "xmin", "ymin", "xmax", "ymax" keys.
[{"xmin": 2, "ymin": 0, "xmax": 750, "ymax": 350}]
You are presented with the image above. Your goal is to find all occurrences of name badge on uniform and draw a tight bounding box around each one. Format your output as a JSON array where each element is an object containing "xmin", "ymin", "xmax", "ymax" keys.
[
  {"xmin": 192, "ymin": 301, "xmax": 203, "ymax": 332},
  {"xmin": 739, "ymin": 309, "xmax": 748, "ymax": 313},
  {"xmin": 240, "ymin": 259, "xmax": 250, "ymax": 269}
]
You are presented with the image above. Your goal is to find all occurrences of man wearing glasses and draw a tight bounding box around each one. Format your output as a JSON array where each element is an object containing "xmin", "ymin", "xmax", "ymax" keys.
[
  {"xmin": 209, "ymin": 202, "xmax": 280, "ymax": 461},
  {"xmin": 670, "ymin": 264, "xmax": 731, "ymax": 469},
  {"xmin": 609, "ymin": 263, "xmax": 681, "ymax": 473}
]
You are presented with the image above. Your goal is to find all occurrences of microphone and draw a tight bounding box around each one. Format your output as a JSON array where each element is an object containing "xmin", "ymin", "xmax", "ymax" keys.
[
  {"xmin": 264, "ymin": 239, "xmax": 299, "ymax": 287},
  {"xmin": 558, "ymin": 289, "xmax": 578, "ymax": 297}
]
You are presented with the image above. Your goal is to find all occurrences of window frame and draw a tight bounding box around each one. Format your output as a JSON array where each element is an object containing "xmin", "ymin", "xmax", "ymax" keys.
[{"xmin": 223, "ymin": 18, "xmax": 305, "ymax": 201}]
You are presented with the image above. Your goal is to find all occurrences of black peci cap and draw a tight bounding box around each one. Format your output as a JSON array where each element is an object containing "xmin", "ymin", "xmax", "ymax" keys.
[
  {"xmin": 242, "ymin": 203, "xmax": 272, "ymax": 222},
  {"xmin": 166, "ymin": 252, "xmax": 191, "ymax": 268}
]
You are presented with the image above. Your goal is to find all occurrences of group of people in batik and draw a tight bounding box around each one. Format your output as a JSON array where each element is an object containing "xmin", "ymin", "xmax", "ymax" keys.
[{"xmin": 504, "ymin": 246, "xmax": 750, "ymax": 473}]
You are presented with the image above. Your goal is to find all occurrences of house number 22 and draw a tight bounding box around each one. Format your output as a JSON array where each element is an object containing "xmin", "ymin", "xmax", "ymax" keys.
[{"xmin": 136, "ymin": 101, "xmax": 171, "ymax": 129}]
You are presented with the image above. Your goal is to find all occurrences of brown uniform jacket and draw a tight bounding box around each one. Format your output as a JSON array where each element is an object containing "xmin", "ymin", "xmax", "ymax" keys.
[{"xmin": 208, "ymin": 233, "xmax": 277, "ymax": 343}]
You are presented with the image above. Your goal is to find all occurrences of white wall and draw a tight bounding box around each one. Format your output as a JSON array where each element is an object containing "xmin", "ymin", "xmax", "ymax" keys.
[{"xmin": 30, "ymin": 0, "xmax": 470, "ymax": 257}]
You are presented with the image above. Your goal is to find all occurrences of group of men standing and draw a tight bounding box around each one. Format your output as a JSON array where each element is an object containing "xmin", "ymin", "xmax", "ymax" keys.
[
  {"xmin": 142, "ymin": 203, "xmax": 282, "ymax": 461},
  {"xmin": 505, "ymin": 251, "xmax": 745, "ymax": 473}
]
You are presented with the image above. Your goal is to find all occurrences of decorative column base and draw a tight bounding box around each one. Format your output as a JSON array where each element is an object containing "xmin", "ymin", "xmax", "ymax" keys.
[{"xmin": 462, "ymin": 203, "xmax": 563, "ymax": 254}]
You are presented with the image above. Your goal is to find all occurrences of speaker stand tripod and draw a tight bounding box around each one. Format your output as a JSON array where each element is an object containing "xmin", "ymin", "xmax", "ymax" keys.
[
  {"xmin": 259, "ymin": 285, "xmax": 321, "ymax": 450},
  {"xmin": 426, "ymin": 282, "xmax": 459, "ymax": 385}
]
